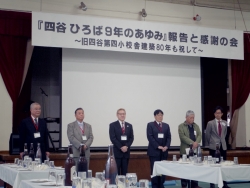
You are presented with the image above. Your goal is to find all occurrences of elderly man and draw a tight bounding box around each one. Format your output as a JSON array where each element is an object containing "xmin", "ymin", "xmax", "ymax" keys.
[
  {"xmin": 109, "ymin": 108, "xmax": 134, "ymax": 175},
  {"xmin": 19, "ymin": 102, "xmax": 50, "ymax": 162},
  {"xmin": 67, "ymin": 108, "xmax": 94, "ymax": 169},
  {"xmin": 178, "ymin": 110, "xmax": 202, "ymax": 188}
]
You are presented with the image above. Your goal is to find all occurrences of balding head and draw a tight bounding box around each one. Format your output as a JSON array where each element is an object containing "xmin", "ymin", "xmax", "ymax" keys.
[{"xmin": 30, "ymin": 103, "xmax": 41, "ymax": 118}]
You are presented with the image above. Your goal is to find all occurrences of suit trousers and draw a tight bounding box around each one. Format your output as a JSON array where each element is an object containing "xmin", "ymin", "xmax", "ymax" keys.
[
  {"xmin": 209, "ymin": 145, "xmax": 227, "ymax": 187},
  {"xmin": 149, "ymin": 153, "xmax": 166, "ymax": 188},
  {"xmin": 115, "ymin": 157, "xmax": 129, "ymax": 175},
  {"xmin": 180, "ymin": 155, "xmax": 198, "ymax": 188}
]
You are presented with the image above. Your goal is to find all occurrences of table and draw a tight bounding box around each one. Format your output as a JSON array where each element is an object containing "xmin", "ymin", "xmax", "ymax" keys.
[
  {"xmin": 19, "ymin": 180, "xmax": 70, "ymax": 188},
  {"xmin": 0, "ymin": 164, "xmax": 63, "ymax": 188},
  {"xmin": 152, "ymin": 161, "xmax": 250, "ymax": 188}
]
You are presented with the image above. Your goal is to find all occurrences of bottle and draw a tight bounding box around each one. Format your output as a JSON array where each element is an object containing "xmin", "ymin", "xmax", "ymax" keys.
[
  {"xmin": 197, "ymin": 144, "xmax": 202, "ymax": 158},
  {"xmin": 105, "ymin": 144, "xmax": 118, "ymax": 185},
  {"xmin": 65, "ymin": 144, "xmax": 76, "ymax": 186},
  {"xmin": 23, "ymin": 143, "xmax": 29, "ymax": 160},
  {"xmin": 77, "ymin": 144, "xmax": 88, "ymax": 178},
  {"xmin": 35, "ymin": 143, "xmax": 42, "ymax": 164},
  {"xmin": 215, "ymin": 143, "xmax": 221, "ymax": 163},
  {"xmin": 189, "ymin": 143, "xmax": 194, "ymax": 157},
  {"xmin": 29, "ymin": 143, "xmax": 35, "ymax": 161}
]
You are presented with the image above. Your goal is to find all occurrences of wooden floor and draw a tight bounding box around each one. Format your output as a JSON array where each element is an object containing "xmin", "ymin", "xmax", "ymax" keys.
[{"xmin": 1, "ymin": 150, "xmax": 250, "ymax": 180}]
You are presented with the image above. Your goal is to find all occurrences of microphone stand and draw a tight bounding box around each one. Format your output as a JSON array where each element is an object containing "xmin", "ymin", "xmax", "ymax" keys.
[{"xmin": 40, "ymin": 87, "xmax": 56, "ymax": 151}]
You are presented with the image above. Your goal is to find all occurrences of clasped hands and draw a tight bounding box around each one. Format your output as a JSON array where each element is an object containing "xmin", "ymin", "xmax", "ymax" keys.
[
  {"xmin": 158, "ymin": 146, "xmax": 168, "ymax": 152},
  {"xmin": 120, "ymin": 146, "xmax": 128, "ymax": 152}
]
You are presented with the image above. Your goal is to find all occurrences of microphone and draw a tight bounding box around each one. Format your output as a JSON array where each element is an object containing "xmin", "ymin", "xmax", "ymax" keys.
[{"xmin": 40, "ymin": 87, "xmax": 48, "ymax": 97}]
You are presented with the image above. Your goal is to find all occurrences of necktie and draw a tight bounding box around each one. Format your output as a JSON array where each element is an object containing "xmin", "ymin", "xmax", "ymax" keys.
[
  {"xmin": 34, "ymin": 118, "xmax": 38, "ymax": 125},
  {"xmin": 121, "ymin": 122, "xmax": 125, "ymax": 134},
  {"xmin": 218, "ymin": 121, "xmax": 222, "ymax": 137},
  {"xmin": 159, "ymin": 122, "xmax": 162, "ymax": 132}
]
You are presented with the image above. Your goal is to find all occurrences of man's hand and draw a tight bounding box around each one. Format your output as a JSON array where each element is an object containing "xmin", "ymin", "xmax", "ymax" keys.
[
  {"xmin": 46, "ymin": 152, "xmax": 50, "ymax": 157},
  {"xmin": 162, "ymin": 146, "xmax": 168, "ymax": 152},
  {"xmin": 192, "ymin": 142, "xmax": 198, "ymax": 149},
  {"xmin": 121, "ymin": 146, "xmax": 128, "ymax": 153},
  {"xmin": 20, "ymin": 152, "xmax": 24, "ymax": 159},
  {"xmin": 158, "ymin": 146, "xmax": 163, "ymax": 150}
]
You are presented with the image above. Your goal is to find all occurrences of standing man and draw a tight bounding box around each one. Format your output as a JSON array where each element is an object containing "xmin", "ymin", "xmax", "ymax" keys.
[
  {"xmin": 147, "ymin": 109, "xmax": 171, "ymax": 188},
  {"xmin": 109, "ymin": 108, "xmax": 134, "ymax": 175},
  {"xmin": 205, "ymin": 106, "xmax": 229, "ymax": 188},
  {"xmin": 178, "ymin": 110, "xmax": 202, "ymax": 188},
  {"xmin": 67, "ymin": 108, "xmax": 94, "ymax": 169},
  {"xmin": 19, "ymin": 102, "xmax": 50, "ymax": 162}
]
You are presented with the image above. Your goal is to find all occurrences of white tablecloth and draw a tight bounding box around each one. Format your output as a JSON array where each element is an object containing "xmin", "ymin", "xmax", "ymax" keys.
[
  {"xmin": 0, "ymin": 164, "xmax": 62, "ymax": 188},
  {"xmin": 152, "ymin": 161, "xmax": 250, "ymax": 188},
  {"xmin": 19, "ymin": 180, "xmax": 70, "ymax": 188}
]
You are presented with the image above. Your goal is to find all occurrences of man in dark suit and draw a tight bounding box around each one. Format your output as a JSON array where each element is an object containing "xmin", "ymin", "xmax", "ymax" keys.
[
  {"xmin": 19, "ymin": 102, "xmax": 50, "ymax": 162},
  {"xmin": 109, "ymin": 108, "xmax": 134, "ymax": 175},
  {"xmin": 147, "ymin": 109, "xmax": 171, "ymax": 188},
  {"xmin": 205, "ymin": 106, "xmax": 229, "ymax": 188}
]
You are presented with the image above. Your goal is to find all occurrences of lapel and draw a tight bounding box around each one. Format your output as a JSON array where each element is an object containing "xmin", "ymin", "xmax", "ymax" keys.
[
  {"xmin": 74, "ymin": 121, "xmax": 83, "ymax": 138},
  {"xmin": 83, "ymin": 121, "xmax": 88, "ymax": 136},
  {"xmin": 124, "ymin": 122, "xmax": 129, "ymax": 135},
  {"xmin": 116, "ymin": 120, "xmax": 123, "ymax": 135}
]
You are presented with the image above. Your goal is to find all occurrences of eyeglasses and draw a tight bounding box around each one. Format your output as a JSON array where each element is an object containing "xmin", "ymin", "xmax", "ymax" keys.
[{"xmin": 117, "ymin": 113, "xmax": 126, "ymax": 115}]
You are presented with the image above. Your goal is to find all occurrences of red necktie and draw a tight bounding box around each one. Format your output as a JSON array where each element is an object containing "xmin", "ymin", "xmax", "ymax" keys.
[
  {"xmin": 121, "ymin": 122, "xmax": 125, "ymax": 134},
  {"xmin": 218, "ymin": 121, "xmax": 222, "ymax": 137}
]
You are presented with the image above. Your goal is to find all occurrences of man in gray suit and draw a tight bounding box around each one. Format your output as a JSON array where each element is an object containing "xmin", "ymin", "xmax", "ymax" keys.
[
  {"xmin": 205, "ymin": 106, "xmax": 229, "ymax": 188},
  {"xmin": 67, "ymin": 108, "xmax": 94, "ymax": 169}
]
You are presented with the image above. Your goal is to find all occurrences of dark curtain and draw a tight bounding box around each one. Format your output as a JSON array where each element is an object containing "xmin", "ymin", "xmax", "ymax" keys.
[
  {"xmin": 231, "ymin": 33, "xmax": 250, "ymax": 117},
  {"xmin": 201, "ymin": 57, "xmax": 228, "ymax": 145},
  {"xmin": 0, "ymin": 10, "xmax": 31, "ymax": 132}
]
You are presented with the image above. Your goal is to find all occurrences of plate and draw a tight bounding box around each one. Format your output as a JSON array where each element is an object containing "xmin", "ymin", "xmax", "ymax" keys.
[
  {"xmin": 30, "ymin": 179, "xmax": 51, "ymax": 183},
  {"xmin": 239, "ymin": 164, "xmax": 250, "ymax": 166},
  {"xmin": 210, "ymin": 164, "xmax": 221, "ymax": 167},
  {"xmin": 54, "ymin": 167, "xmax": 64, "ymax": 170},
  {"xmin": 40, "ymin": 182, "xmax": 62, "ymax": 186},
  {"xmin": 179, "ymin": 162, "xmax": 190, "ymax": 164},
  {"xmin": 193, "ymin": 163, "xmax": 203, "ymax": 166},
  {"xmin": 17, "ymin": 168, "xmax": 31, "ymax": 171}
]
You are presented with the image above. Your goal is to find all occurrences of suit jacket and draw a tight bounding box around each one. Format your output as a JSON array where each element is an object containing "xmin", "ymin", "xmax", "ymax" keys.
[
  {"xmin": 19, "ymin": 117, "xmax": 49, "ymax": 162},
  {"xmin": 109, "ymin": 120, "xmax": 134, "ymax": 158},
  {"xmin": 147, "ymin": 121, "xmax": 171, "ymax": 157},
  {"xmin": 178, "ymin": 122, "xmax": 202, "ymax": 155},
  {"xmin": 67, "ymin": 121, "xmax": 94, "ymax": 159},
  {"xmin": 205, "ymin": 119, "xmax": 227, "ymax": 150}
]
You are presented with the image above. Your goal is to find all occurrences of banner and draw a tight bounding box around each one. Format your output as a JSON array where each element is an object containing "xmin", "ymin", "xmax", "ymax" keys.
[{"xmin": 32, "ymin": 12, "xmax": 243, "ymax": 60}]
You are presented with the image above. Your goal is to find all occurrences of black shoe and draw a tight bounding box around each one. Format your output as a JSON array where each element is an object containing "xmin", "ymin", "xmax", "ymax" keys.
[{"xmin": 223, "ymin": 185, "xmax": 230, "ymax": 188}]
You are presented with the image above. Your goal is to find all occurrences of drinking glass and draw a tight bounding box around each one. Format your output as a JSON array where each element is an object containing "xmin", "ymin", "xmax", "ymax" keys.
[
  {"xmin": 126, "ymin": 173, "xmax": 137, "ymax": 188},
  {"xmin": 172, "ymin": 155, "xmax": 177, "ymax": 162},
  {"xmin": 95, "ymin": 172, "xmax": 104, "ymax": 181},
  {"xmin": 35, "ymin": 158, "xmax": 41, "ymax": 164},
  {"xmin": 139, "ymin": 179, "xmax": 149, "ymax": 188},
  {"xmin": 203, "ymin": 156, "xmax": 208, "ymax": 164},
  {"xmin": 116, "ymin": 175, "xmax": 126, "ymax": 188},
  {"xmin": 212, "ymin": 158, "xmax": 217, "ymax": 164},
  {"xmin": 56, "ymin": 173, "xmax": 65, "ymax": 186},
  {"xmin": 182, "ymin": 154, "xmax": 187, "ymax": 162},
  {"xmin": 48, "ymin": 170, "xmax": 57, "ymax": 181},
  {"xmin": 18, "ymin": 160, "xmax": 23, "ymax": 167},
  {"xmin": 44, "ymin": 160, "xmax": 50, "ymax": 166},
  {"xmin": 49, "ymin": 161, "xmax": 55, "ymax": 168},
  {"xmin": 14, "ymin": 158, "xmax": 19, "ymax": 165},
  {"xmin": 234, "ymin": 157, "xmax": 238, "ymax": 165}
]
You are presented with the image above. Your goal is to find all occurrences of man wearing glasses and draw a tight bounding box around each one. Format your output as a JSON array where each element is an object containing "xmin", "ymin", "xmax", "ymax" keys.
[{"xmin": 109, "ymin": 108, "xmax": 134, "ymax": 175}]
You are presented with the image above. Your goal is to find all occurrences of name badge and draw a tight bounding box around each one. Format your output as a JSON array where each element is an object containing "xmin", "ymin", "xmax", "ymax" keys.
[
  {"xmin": 158, "ymin": 133, "xmax": 164, "ymax": 138},
  {"xmin": 82, "ymin": 135, "xmax": 87, "ymax": 140},
  {"xmin": 194, "ymin": 131, "xmax": 197, "ymax": 135},
  {"xmin": 34, "ymin": 132, "xmax": 41, "ymax": 138},
  {"xmin": 121, "ymin": 135, "xmax": 127, "ymax": 141}
]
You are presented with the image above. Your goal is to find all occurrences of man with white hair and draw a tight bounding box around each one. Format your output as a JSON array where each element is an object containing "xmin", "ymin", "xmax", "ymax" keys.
[
  {"xmin": 19, "ymin": 102, "xmax": 50, "ymax": 162},
  {"xmin": 178, "ymin": 110, "xmax": 202, "ymax": 188}
]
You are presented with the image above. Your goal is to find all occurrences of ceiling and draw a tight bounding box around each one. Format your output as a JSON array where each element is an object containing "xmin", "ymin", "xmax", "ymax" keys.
[{"xmin": 146, "ymin": 0, "xmax": 250, "ymax": 12}]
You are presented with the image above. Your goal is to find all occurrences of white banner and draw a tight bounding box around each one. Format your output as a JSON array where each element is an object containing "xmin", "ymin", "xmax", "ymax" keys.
[{"xmin": 32, "ymin": 12, "xmax": 243, "ymax": 60}]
